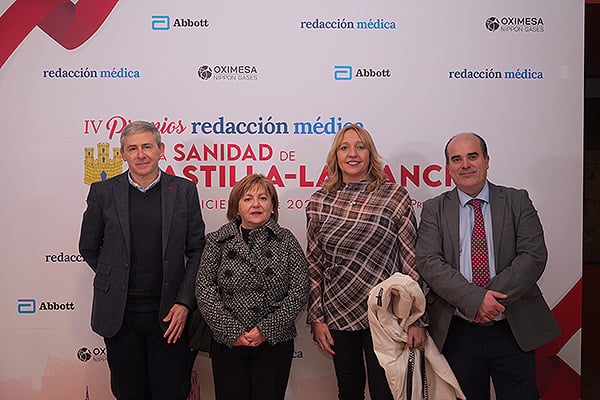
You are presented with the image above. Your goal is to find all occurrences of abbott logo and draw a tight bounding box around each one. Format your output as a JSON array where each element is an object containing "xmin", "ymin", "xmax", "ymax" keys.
[
  {"xmin": 152, "ymin": 15, "xmax": 170, "ymax": 30},
  {"xmin": 17, "ymin": 299, "xmax": 36, "ymax": 314},
  {"xmin": 334, "ymin": 65, "xmax": 352, "ymax": 80}
]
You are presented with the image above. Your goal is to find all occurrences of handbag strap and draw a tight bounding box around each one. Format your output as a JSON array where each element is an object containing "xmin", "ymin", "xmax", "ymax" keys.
[
  {"xmin": 408, "ymin": 346, "xmax": 430, "ymax": 400},
  {"xmin": 407, "ymin": 347, "xmax": 415, "ymax": 400},
  {"xmin": 420, "ymin": 349, "xmax": 429, "ymax": 400}
]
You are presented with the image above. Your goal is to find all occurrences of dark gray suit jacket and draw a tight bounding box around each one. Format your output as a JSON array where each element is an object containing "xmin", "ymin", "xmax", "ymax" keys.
[
  {"xmin": 415, "ymin": 182, "xmax": 559, "ymax": 352},
  {"xmin": 79, "ymin": 171, "xmax": 205, "ymax": 338}
]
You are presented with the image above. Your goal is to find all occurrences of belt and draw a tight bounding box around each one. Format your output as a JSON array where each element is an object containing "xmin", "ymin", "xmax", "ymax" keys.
[{"xmin": 452, "ymin": 315, "xmax": 507, "ymax": 327}]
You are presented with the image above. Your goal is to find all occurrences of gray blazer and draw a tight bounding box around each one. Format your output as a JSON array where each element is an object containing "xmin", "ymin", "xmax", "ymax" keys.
[
  {"xmin": 79, "ymin": 171, "xmax": 205, "ymax": 338},
  {"xmin": 415, "ymin": 182, "xmax": 559, "ymax": 352}
]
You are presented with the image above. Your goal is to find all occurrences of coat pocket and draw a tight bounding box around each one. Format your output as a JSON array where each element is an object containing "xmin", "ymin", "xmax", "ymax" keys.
[
  {"xmin": 96, "ymin": 262, "xmax": 111, "ymax": 275},
  {"xmin": 93, "ymin": 275, "xmax": 110, "ymax": 292}
]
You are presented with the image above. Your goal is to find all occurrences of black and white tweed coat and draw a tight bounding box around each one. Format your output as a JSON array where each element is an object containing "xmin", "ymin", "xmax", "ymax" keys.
[{"xmin": 196, "ymin": 218, "xmax": 309, "ymax": 347}]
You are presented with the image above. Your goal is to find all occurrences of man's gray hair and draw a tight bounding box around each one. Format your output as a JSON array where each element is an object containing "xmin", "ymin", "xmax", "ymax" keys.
[{"xmin": 120, "ymin": 121, "xmax": 161, "ymax": 148}]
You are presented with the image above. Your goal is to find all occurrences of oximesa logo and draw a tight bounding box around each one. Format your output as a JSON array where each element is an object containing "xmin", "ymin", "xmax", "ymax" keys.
[
  {"xmin": 198, "ymin": 65, "xmax": 212, "ymax": 80},
  {"xmin": 77, "ymin": 347, "xmax": 92, "ymax": 362},
  {"xmin": 0, "ymin": 0, "xmax": 118, "ymax": 69},
  {"xmin": 485, "ymin": 17, "xmax": 500, "ymax": 32},
  {"xmin": 77, "ymin": 346, "xmax": 107, "ymax": 362},
  {"xmin": 196, "ymin": 65, "xmax": 258, "ymax": 81},
  {"xmin": 484, "ymin": 16, "xmax": 544, "ymax": 33}
]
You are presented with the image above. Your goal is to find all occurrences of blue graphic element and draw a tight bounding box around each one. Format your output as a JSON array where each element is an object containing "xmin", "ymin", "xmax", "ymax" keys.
[
  {"xmin": 334, "ymin": 65, "xmax": 352, "ymax": 80},
  {"xmin": 152, "ymin": 15, "xmax": 170, "ymax": 30},
  {"xmin": 17, "ymin": 298, "xmax": 36, "ymax": 314}
]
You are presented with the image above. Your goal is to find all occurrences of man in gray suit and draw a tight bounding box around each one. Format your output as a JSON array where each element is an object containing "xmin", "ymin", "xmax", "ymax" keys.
[
  {"xmin": 415, "ymin": 133, "xmax": 559, "ymax": 400},
  {"xmin": 79, "ymin": 121, "xmax": 205, "ymax": 399}
]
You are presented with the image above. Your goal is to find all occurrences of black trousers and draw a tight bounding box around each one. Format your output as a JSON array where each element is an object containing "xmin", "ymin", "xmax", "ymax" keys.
[
  {"xmin": 104, "ymin": 310, "xmax": 197, "ymax": 400},
  {"xmin": 443, "ymin": 317, "xmax": 538, "ymax": 400},
  {"xmin": 211, "ymin": 338, "xmax": 294, "ymax": 400},
  {"xmin": 329, "ymin": 329, "xmax": 393, "ymax": 400}
]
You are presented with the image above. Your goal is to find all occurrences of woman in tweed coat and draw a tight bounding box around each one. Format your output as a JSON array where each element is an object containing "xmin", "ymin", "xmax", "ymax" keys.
[{"xmin": 196, "ymin": 174, "xmax": 309, "ymax": 400}]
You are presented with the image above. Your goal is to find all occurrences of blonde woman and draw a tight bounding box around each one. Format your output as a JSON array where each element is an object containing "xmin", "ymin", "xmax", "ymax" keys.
[{"xmin": 306, "ymin": 124, "xmax": 426, "ymax": 400}]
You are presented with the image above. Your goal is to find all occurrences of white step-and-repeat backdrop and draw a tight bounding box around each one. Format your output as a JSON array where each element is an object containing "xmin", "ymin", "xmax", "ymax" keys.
[{"xmin": 0, "ymin": 1, "xmax": 583, "ymax": 399}]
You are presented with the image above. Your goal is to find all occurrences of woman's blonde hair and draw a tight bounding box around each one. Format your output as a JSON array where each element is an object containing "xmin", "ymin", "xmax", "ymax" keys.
[{"xmin": 322, "ymin": 124, "xmax": 386, "ymax": 192}]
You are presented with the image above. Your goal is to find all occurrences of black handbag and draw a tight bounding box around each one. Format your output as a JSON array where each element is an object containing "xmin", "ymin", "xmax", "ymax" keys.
[{"xmin": 187, "ymin": 309, "xmax": 212, "ymax": 353}]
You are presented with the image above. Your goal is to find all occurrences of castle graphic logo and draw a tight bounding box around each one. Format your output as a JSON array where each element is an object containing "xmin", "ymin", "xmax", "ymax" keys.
[{"xmin": 84, "ymin": 143, "xmax": 122, "ymax": 185}]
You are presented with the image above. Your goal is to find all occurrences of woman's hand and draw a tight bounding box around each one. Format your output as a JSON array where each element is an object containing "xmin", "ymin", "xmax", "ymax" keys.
[
  {"xmin": 407, "ymin": 326, "xmax": 426, "ymax": 350},
  {"xmin": 312, "ymin": 322, "xmax": 335, "ymax": 355},
  {"xmin": 244, "ymin": 327, "xmax": 267, "ymax": 347},
  {"xmin": 233, "ymin": 334, "xmax": 252, "ymax": 347},
  {"xmin": 233, "ymin": 328, "xmax": 268, "ymax": 347}
]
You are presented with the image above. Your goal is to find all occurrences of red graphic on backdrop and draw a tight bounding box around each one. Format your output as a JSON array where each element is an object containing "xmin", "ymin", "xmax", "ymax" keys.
[
  {"xmin": 537, "ymin": 278, "xmax": 581, "ymax": 399},
  {"xmin": 0, "ymin": 0, "xmax": 118, "ymax": 69}
]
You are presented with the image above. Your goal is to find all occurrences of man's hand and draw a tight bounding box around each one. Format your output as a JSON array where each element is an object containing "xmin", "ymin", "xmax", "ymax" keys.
[
  {"xmin": 312, "ymin": 322, "xmax": 335, "ymax": 356},
  {"xmin": 474, "ymin": 290, "xmax": 507, "ymax": 324},
  {"xmin": 162, "ymin": 304, "xmax": 189, "ymax": 344}
]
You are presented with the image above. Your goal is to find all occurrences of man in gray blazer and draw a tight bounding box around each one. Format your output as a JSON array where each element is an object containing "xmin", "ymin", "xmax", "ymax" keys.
[
  {"xmin": 79, "ymin": 121, "xmax": 205, "ymax": 399},
  {"xmin": 415, "ymin": 133, "xmax": 559, "ymax": 400}
]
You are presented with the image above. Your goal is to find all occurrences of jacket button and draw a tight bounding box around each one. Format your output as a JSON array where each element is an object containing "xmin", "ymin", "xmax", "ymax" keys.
[
  {"xmin": 264, "ymin": 250, "xmax": 273, "ymax": 258},
  {"xmin": 254, "ymin": 286, "xmax": 264, "ymax": 294},
  {"xmin": 250, "ymin": 306, "xmax": 260, "ymax": 313},
  {"xmin": 264, "ymin": 267, "xmax": 273, "ymax": 276},
  {"xmin": 124, "ymin": 263, "xmax": 129, "ymax": 269},
  {"xmin": 227, "ymin": 250, "xmax": 236, "ymax": 259},
  {"xmin": 249, "ymin": 267, "xmax": 257, "ymax": 273},
  {"xmin": 224, "ymin": 269, "xmax": 233, "ymax": 277}
]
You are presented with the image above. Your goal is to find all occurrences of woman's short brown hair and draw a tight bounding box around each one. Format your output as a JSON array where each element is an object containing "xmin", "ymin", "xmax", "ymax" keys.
[{"xmin": 226, "ymin": 174, "xmax": 279, "ymax": 222}]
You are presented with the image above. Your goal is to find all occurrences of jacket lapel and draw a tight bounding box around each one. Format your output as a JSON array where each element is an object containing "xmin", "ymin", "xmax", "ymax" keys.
[
  {"xmin": 161, "ymin": 172, "xmax": 176, "ymax": 258},
  {"xmin": 114, "ymin": 173, "xmax": 131, "ymax": 256},
  {"xmin": 444, "ymin": 189, "xmax": 460, "ymax": 270},
  {"xmin": 488, "ymin": 183, "xmax": 506, "ymax": 270}
]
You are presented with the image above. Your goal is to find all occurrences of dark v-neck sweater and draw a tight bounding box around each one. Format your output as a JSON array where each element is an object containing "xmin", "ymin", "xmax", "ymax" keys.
[{"xmin": 127, "ymin": 182, "xmax": 163, "ymax": 312}]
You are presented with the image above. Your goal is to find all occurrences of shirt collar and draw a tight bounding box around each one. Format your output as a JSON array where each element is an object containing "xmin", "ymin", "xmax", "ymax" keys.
[
  {"xmin": 457, "ymin": 180, "xmax": 489, "ymax": 207},
  {"xmin": 128, "ymin": 170, "xmax": 162, "ymax": 193}
]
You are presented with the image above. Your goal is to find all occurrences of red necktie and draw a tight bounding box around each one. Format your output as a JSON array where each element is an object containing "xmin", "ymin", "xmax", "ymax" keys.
[{"xmin": 469, "ymin": 199, "xmax": 490, "ymax": 286}]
